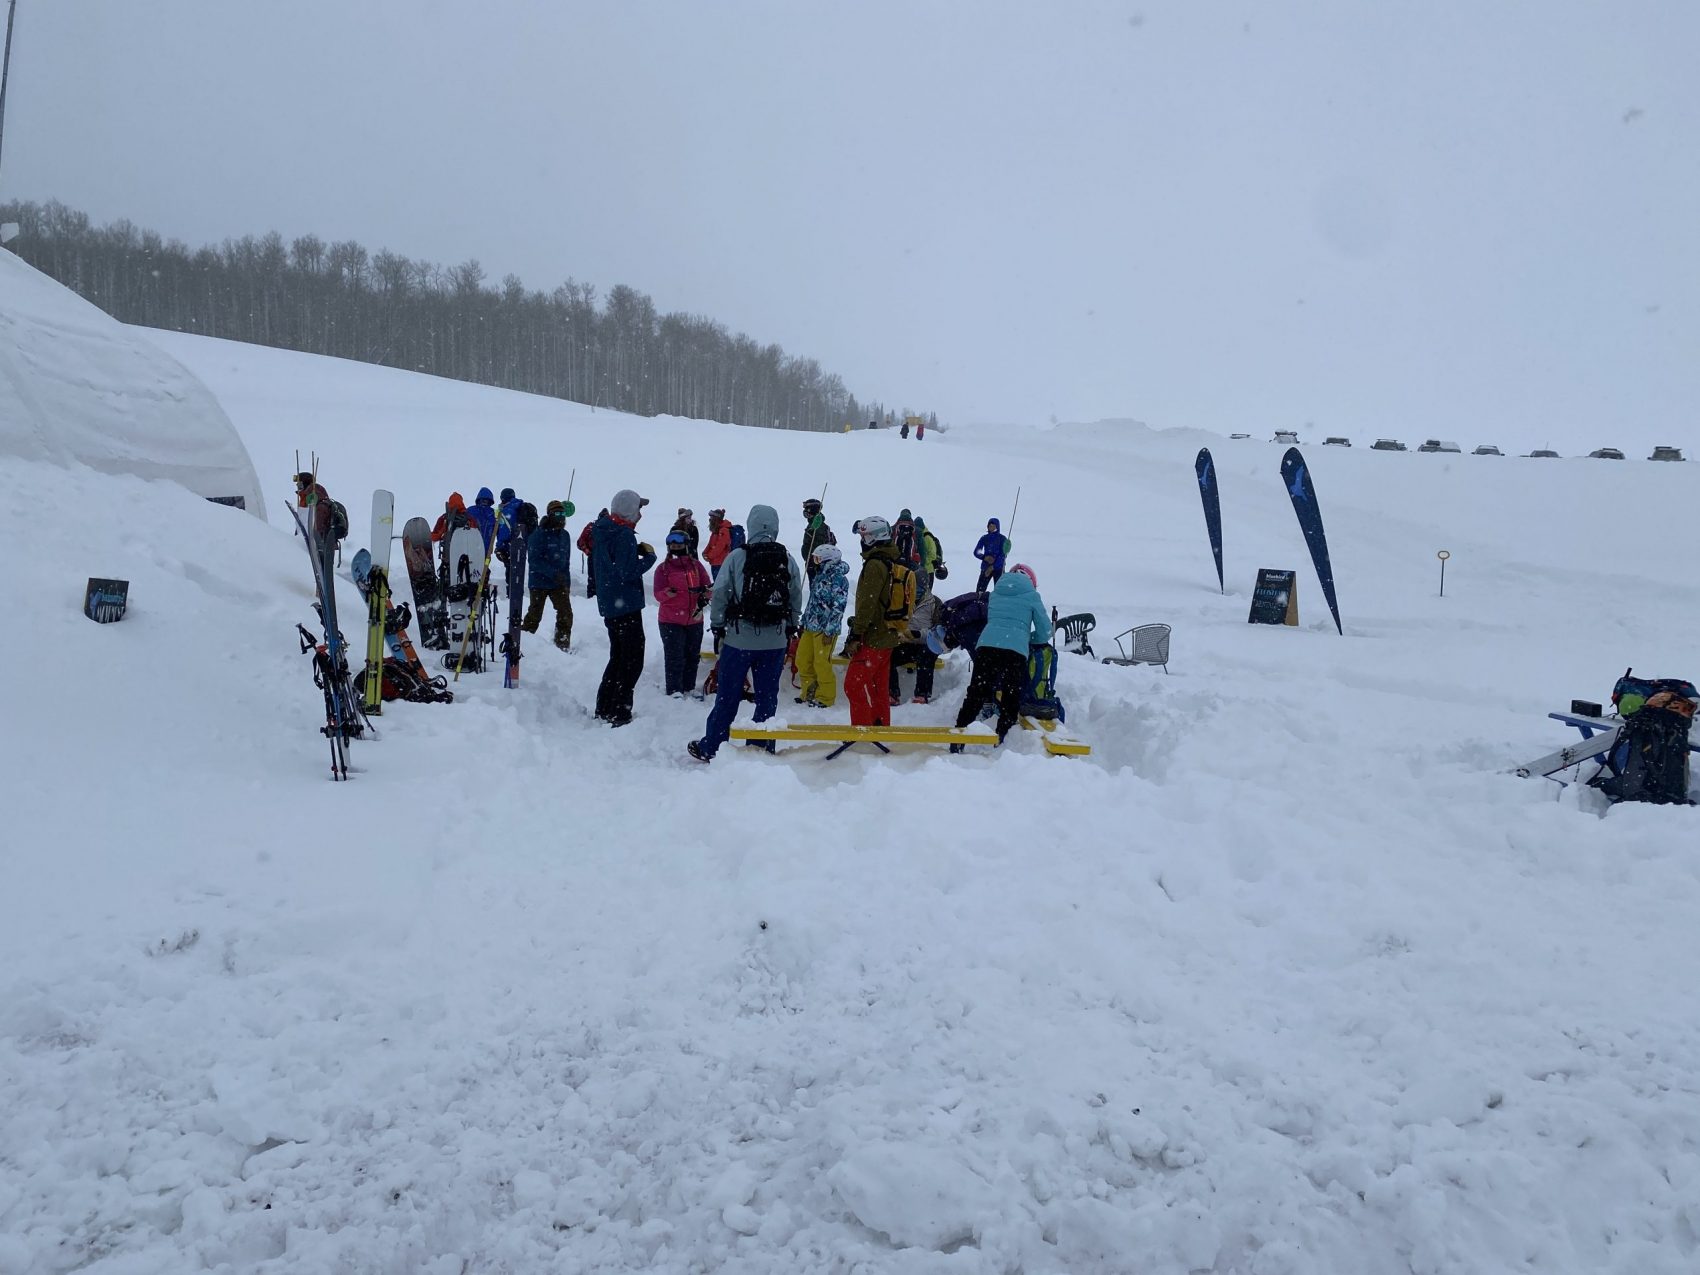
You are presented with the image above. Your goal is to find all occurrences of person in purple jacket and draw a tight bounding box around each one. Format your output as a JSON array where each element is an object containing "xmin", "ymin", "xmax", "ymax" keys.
[{"xmin": 973, "ymin": 517, "xmax": 1010, "ymax": 594}]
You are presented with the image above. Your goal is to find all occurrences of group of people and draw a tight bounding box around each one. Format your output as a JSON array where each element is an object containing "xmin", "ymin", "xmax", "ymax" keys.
[{"xmin": 403, "ymin": 483, "xmax": 1052, "ymax": 758}]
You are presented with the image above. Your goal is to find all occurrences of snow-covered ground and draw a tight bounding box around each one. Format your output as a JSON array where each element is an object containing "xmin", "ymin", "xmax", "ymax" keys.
[{"xmin": 3, "ymin": 330, "xmax": 1698, "ymax": 1274}]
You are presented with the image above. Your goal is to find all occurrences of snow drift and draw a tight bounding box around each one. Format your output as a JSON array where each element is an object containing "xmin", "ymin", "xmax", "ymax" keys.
[
  {"xmin": 2, "ymin": 331, "xmax": 1698, "ymax": 1274},
  {"xmin": 0, "ymin": 249, "xmax": 265, "ymax": 517}
]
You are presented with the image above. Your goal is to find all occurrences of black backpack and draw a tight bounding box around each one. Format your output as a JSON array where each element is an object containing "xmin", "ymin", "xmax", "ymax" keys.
[
  {"xmin": 1592, "ymin": 675, "xmax": 1696, "ymax": 805},
  {"xmin": 726, "ymin": 542, "xmax": 791, "ymax": 628},
  {"xmin": 329, "ymin": 500, "xmax": 350, "ymax": 543}
]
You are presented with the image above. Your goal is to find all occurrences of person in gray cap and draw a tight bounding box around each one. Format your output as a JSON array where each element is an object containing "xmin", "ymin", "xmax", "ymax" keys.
[
  {"xmin": 591, "ymin": 489, "xmax": 657, "ymax": 726},
  {"xmin": 687, "ymin": 504, "xmax": 804, "ymax": 762}
]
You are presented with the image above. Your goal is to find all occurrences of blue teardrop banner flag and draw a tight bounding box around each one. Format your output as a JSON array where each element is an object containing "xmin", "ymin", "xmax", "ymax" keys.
[
  {"xmin": 1194, "ymin": 448, "xmax": 1224, "ymax": 593},
  {"xmin": 1279, "ymin": 447, "xmax": 1343, "ymax": 635}
]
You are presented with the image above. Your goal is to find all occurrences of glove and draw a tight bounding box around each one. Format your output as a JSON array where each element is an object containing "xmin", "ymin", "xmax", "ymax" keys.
[
  {"xmin": 638, "ymin": 542, "xmax": 654, "ymax": 557},
  {"xmin": 842, "ymin": 636, "xmax": 862, "ymax": 659},
  {"xmin": 934, "ymin": 563, "xmax": 949, "ymax": 580},
  {"xmin": 712, "ymin": 626, "xmax": 726, "ymax": 641}
]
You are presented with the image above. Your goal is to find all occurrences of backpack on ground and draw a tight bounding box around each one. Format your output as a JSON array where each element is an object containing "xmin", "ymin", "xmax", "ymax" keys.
[
  {"xmin": 726, "ymin": 542, "xmax": 791, "ymax": 628},
  {"xmin": 1591, "ymin": 671, "xmax": 1697, "ymax": 805},
  {"xmin": 1020, "ymin": 643, "xmax": 1064, "ymax": 723}
]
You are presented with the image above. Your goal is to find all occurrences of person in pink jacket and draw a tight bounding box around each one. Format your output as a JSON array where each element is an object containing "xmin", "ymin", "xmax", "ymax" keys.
[{"xmin": 653, "ymin": 530, "xmax": 713, "ymax": 697}]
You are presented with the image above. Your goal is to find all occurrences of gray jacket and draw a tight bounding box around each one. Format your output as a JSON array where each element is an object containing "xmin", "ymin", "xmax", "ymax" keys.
[{"xmin": 709, "ymin": 504, "xmax": 805, "ymax": 651}]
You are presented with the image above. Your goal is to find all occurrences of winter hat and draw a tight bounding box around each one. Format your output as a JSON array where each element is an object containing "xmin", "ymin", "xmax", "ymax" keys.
[
  {"xmin": 987, "ymin": 517, "xmax": 1000, "ymax": 530},
  {"xmin": 610, "ymin": 489, "xmax": 649, "ymax": 521},
  {"xmin": 1011, "ymin": 563, "xmax": 1038, "ymax": 588},
  {"xmin": 803, "ymin": 497, "xmax": 822, "ymax": 512},
  {"xmin": 857, "ymin": 515, "xmax": 892, "ymax": 545},
  {"xmin": 709, "ymin": 508, "xmax": 726, "ymax": 518},
  {"xmin": 811, "ymin": 544, "xmax": 842, "ymax": 566},
  {"xmin": 899, "ymin": 508, "xmax": 912, "ymax": 522},
  {"xmin": 500, "ymin": 487, "xmax": 516, "ymax": 503},
  {"xmin": 546, "ymin": 500, "xmax": 566, "ymax": 517},
  {"xmin": 678, "ymin": 507, "xmax": 694, "ymax": 519},
  {"xmin": 293, "ymin": 471, "xmax": 315, "ymax": 488}
]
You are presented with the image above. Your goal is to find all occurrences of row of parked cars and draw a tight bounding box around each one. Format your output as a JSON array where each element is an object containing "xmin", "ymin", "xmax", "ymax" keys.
[{"xmin": 1231, "ymin": 433, "xmax": 1685, "ymax": 461}]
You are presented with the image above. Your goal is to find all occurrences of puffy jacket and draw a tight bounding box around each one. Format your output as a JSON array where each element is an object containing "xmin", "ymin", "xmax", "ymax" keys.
[
  {"xmin": 527, "ymin": 521, "xmax": 573, "ymax": 591},
  {"xmin": 654, "ymin": 553, "xmax": 712, "ymax": 625},
  {"xmin": 848, "ymin": 542, "xmax": 909, "ymax": 651},
  {"xmin": 976, "ymin": 572, "xmax": 1051, "ymax": 656},
  {"xmin": 939, "ymin": 592, "xmax": 989, "ymax": 651},
  {"xmin": 432, "ymin": 492, "xmax": 473, "ymax": 542},
  {"xmin": 801, "ymin": 558, "xmax": 850, "ymax": 634},
  {"xmin": 497, "ymin": 496, "xmax": 536, "ymax": 548},
  {"xmin": 973, "ymin": 523, "xmax": 1009, "ymax": 572},
  {"xmin": 591, "ymin": 511, "xmax": 657, "ymax": 619},
  {"xmin": 703, "ymin": 518, "xmax": 733, "ymax": 568},
  {"xmin": 709, "ymin": 504, "xmax": 803, "ymax": 651},
  {"xmin": 468, "ymin": 487, "xmax": 497, "ymax": 548}
]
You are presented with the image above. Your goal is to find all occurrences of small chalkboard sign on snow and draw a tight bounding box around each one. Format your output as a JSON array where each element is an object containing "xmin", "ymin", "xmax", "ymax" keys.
[
  {"xmin": 85, "ymin": 578, "xmax": 130, "ymax": 624},
  {"xmin": 1248, "ymin": 568, "xmax": 1298, "ymax": 626}
]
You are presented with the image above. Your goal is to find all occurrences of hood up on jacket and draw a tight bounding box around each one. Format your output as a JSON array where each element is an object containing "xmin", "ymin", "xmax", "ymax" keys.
[
  {"xmin": 745, "ymin": 504, "xmax": 780, "ymax": 543},
  {"xmin": 446, "ymin": 492, "xmax": 467, "ymax": 514},
  {"xmin": 475, "ymin": 487, "xmax": 495, "ymax": 506}
]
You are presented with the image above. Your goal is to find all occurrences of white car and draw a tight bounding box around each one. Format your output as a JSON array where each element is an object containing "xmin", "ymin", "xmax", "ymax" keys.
[
  {"xmin": 1322, "ymin": 436, "xmax": 1351, "ymax": 447},
  {"xmin": 1472, "ymin": 445, "xmax": 1502, "ymax": 456},
  {"xmin": 1417, "ymin": 439, "xmax": 1462, "ymax": 453},
  {"xmin": 1273, "ymin": 430, "xmax": 1300, "ymax": 445}
]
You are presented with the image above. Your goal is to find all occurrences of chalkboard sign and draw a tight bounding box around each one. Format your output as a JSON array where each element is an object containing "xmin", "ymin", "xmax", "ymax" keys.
[
  {"xmin": 85, "ymin": 578, "xmax": 130, "ymax": 624},
  {"xmin": 1248, "ymin": 568, "xmax": 1298, "ymax": 627}
]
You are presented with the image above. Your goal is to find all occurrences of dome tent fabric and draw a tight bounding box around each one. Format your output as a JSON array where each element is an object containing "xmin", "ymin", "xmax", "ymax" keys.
[{"xmin": 0, "ymin": 248, "xmax": 265, "ymax": 519}]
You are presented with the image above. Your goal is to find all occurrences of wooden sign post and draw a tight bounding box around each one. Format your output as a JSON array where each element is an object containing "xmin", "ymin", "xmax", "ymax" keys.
[{"xmin": 1248, "ymin": 569, "xmax": 1298, "ymax": 626}]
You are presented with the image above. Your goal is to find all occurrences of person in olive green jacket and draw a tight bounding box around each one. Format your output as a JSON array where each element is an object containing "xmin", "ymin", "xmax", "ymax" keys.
[{"xmin": 842, "ymin": 516, "xmax": 913, "ymax": 727}]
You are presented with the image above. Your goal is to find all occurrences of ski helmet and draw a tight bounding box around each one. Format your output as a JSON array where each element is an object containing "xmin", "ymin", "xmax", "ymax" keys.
[
  {"xmin": 811, "ymin": 543, "xmax": 842, "ymax": 566},
  {"xmin": 1011, "ymin": 563, "xmax": 1038, "ymax": 588},
  {"xmin": 857, "ymin": 515, "xmax": 892, "ymax": 545}
]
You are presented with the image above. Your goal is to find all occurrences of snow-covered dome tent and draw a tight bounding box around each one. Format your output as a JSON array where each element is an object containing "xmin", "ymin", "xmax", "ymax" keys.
[{"xmin": 0, "ymin": 247, "xmax": 266, "ymax": 518}]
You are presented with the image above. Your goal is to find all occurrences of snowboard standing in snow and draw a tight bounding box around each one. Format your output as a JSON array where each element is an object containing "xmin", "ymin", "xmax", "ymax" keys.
[
  {"xmin": 363, "ymin": 490, "xmax": 395, "ymax": 714},
  {"xmin": 402, "ymin": 516, "xmax": 450, "ymax": 649},
  {"xmin": 352, "ymin": 548, "xmax": 454, "ymax": 703},
  {"xmin": 444, "ymin": 525, "xmax": 487, "ymax": 668}
]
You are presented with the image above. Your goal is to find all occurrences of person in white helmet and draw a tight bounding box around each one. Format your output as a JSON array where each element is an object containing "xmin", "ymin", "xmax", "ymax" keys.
[{"xmin": 841, "ymin": 516, "xmax": 915, "ymax": 727}]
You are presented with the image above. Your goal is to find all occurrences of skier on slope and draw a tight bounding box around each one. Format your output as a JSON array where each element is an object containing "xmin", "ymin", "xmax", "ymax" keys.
[
  {"xmin": 703, "ymin": 509, "xmax": 733, "ymax": 580},
  {"xmin": 687, "ymin": 504, "xmax": 804, "ymax": 762},
  {"xmin": 973, "ymin": 517, "xmax": 1011, "ymax": 594},
  {"xmin": 951, "ymin": 564, "xmax": 1051, "ymax": 750},
  {"xmin": 795, "ymin": 544, "xmax": 849, "ymax": 708},
  {"xmin": 655, "ymin": 530, "xmax": 713, "ymax": 697},
  {"xmin": 523, "ymin": 500, "xmax": 575, "ymax": 651},
  {"xmin": 591, "ymin": 490, "xmax": 658, "ymax": 727},
  {"xmin": 841, "ymin": 516, "xmax": 914, "ymax": 728}
]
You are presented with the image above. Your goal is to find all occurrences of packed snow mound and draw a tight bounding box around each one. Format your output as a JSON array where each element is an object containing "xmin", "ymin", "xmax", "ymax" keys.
[
  {"xmin": 5, "ymin": 332, "xmax": 1700, "ymax": 1273},
  {"xmin": 0, "ymin": 249, "xmax": 265, "ymax": 518}
]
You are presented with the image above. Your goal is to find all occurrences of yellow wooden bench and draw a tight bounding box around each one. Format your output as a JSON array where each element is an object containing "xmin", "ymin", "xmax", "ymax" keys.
[
  {"xmin": 729, "ymin": 722, "xmax": 998, "ymax": 759},
  {"xmin": 1017, "ymin": 716, "xmax": 1093, "ymax": 757}
]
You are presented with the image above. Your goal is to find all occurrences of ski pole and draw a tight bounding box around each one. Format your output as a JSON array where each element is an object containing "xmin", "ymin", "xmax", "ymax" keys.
[{"xmin": 1008, "ymin": 486, "xmax": 1022, "ymax": 542}]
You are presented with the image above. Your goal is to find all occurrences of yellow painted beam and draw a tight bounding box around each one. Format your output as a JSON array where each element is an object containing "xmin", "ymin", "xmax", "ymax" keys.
[{"xmin": 730, "ymin": 725, "xmax": 997, "ymax": 746}]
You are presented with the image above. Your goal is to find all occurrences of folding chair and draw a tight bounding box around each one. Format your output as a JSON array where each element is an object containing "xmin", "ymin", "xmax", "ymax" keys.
[
  {"xmin": 1053, "ymin": 612, "xmax": 1096, "ymax": 658},
  {"xmin": 1103, "ymin": 623, "xmax": 1170, "ymax": 672}
]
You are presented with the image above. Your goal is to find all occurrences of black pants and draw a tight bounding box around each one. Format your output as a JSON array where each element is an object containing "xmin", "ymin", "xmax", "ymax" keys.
[
  {"xmin": 954, "ymin": 646, "xmax": 1027, "ymax": 740},
  {"xmin": 889, "ymin": 643, "xmax": 937, "ymax": 700},
  {"xmin": 660, "ymin": 622, "xmax": 703, "ymax": 694},
  {"xmin": 976, "ymin": 563, "xmax": 1003, "ymax": 594},
  {"xmin": 596, "ymin": 613, "xmax": 645, "ymax": 721}
]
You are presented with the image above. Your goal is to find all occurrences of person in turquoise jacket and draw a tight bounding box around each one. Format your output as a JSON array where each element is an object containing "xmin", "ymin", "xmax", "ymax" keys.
[{"xmin": 951, "ymin": 563, "xmax": 1052, "ymax": 748}]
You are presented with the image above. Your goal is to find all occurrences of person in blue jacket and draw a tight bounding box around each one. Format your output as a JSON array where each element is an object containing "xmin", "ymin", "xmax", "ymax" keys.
[
  {"xmin": 973, "ymin": 517, "xmax": 1010, "ymax": 594},
  {"xmin": 591, "ymin": 489, "xmax": 658, "ymax": 726},
  {"xmin": 467, "ymin": 486, "xmax": 498, "ymax": 549},
  {"xmin": 951, "ymin": 563, "xmax": 1051, "ymax": 748},
  {"xmin": 523, "ymin": 500, "xmax": 574, "ymax": 650}
]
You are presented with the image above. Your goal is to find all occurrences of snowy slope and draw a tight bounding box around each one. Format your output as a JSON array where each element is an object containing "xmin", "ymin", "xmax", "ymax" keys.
[
  {"xmin": 0, "ymin": 251, "xmax": 266, "ymax": 518},
  {"xmin": 2, "ymin": 331, "xmax": 1697, "ymax": 1274}
]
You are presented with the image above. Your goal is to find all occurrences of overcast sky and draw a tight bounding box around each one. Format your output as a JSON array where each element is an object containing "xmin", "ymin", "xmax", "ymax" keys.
[{"xmin": 4, "ymin": 0, "xmax": 1696, "ymax": 453}]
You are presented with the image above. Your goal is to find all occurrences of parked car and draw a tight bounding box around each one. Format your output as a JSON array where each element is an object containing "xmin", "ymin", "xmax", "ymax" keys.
[
  {"xmin": 1273, "ymin": 430, "xmax": 1300, "ymax": 445},
  {"xmin": 1471, "ymin": 445, "xmax": 1502, "ymax": 456},
  {"xmin": 1649, "ymin": 445, "xmax": 1685, "ymax": 461},
  {"xmin": 1588, "ymin": 447, "xmax": 1626, "ymax": 460},
  {"xmin": 1322, "ymin": 436, "xmax": 1351, "ymax": 447},
  {"xmin": 1229, "ymin": 433, "xmax": 1251, "ymax": 440},
  {"xmin": 1526, "ymin": 449, "xmax": 1560, "ymax": 458},
  {"xmin": 1370, "ymin": 438, "xmax": 1407, "ymax": 452},
  {"xmin": 1418, "ymin": 439, "xmax": 1462, "ymax": 453}
]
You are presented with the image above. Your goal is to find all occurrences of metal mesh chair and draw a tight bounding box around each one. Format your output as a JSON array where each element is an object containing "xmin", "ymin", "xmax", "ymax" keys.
[
  {"xmin": 1103, "ymin": 623, "xmax": 1170, "ymax": 672},
  {"xmin": 1052, "ymin": 612, "xmax": 1096, "ymax": 657}
]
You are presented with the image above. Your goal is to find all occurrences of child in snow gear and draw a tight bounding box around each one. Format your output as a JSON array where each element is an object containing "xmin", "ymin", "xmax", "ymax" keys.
[
  {"xmin": 973, "ymin": 518, "xmax": 1010, "ymax": 594},
  {"xmin": 797, "ymin": 544, "xmax": 850, "ymax": 707},
  {"xmin": 801, "ymin": 498, "xmax": 836, "ymax": 578},
  {"xmin": 655, "ymin": 530, "xmax": 713, "ymax": 696},
  {"xmin": 524, "ymin": 500, "xmax": 575, "ymax": 650},
  {"xmin": 1590, "ymin": 671, "xmax": 1698, "ymax": 805},
  {"xmin": 952, "ymin": 563, "xmax": 1051, "ymax": 748},
  {"xmin": 592, "ymin": 491, "xmax": 657, "ymax": 726},
  {"xmin": 704, "ymin": 509, "xmax": 733, "ymax": 579},
  {"xmin": 689, "ymin": 504, "xmax": 804, "ymax": 761},
  {"xmin": 841, "ymin": 516, "xmax": 913, "ymax": 728}
]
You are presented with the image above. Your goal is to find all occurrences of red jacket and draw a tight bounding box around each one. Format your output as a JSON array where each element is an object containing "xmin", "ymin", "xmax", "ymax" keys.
[
  {"xmin": 653, "ymin": 553, "xmax": 711, "ymax": 625},
  {"xmin": 703, "ymin": 520, "xmax": 733, "ymax": 568},
  {"xmin": 432, "ymin": 492, "xmax": 470, "ymax": 542}
]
